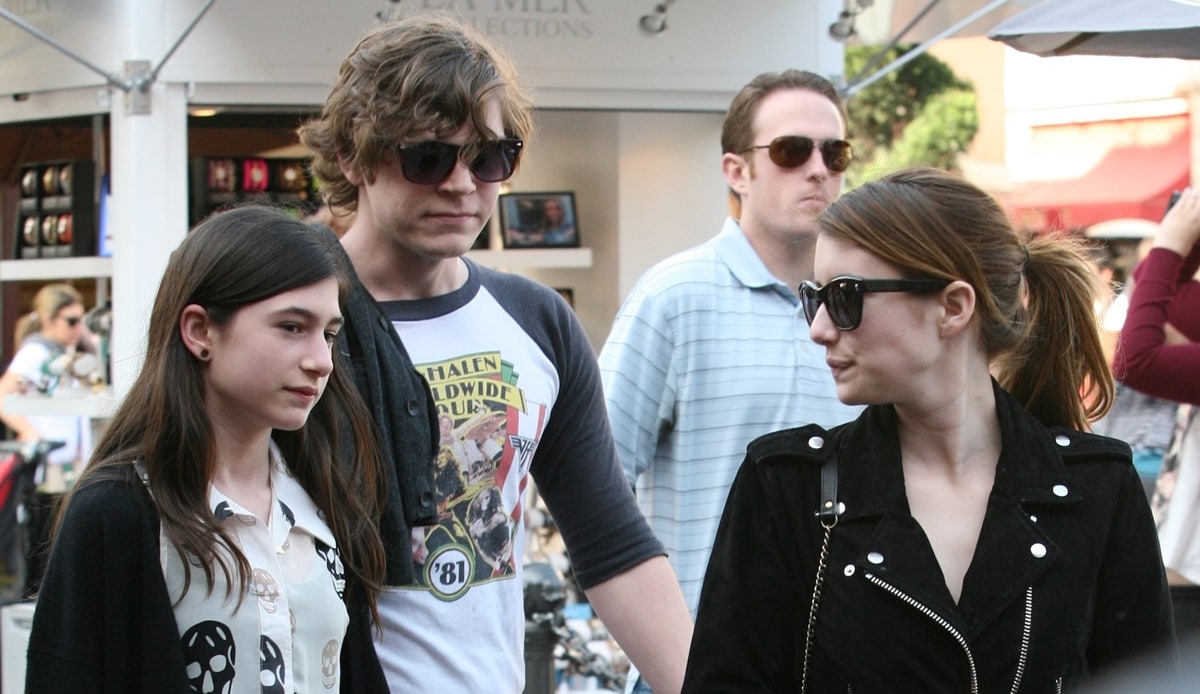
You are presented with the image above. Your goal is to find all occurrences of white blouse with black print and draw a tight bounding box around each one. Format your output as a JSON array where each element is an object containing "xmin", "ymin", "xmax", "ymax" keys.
[{"xmin": 158, "ymin": 443, "xmax": 348, "ymax": 694}]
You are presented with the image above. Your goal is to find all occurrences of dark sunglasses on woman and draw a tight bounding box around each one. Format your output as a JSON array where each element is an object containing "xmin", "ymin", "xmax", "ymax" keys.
[
  {"xmin": 799, "ymin": 275, "xmax": 950, "ymax": 331},
  {"xmin": 743, "ymin": 135, "xmax": 853, "ymax": 174},
  {"xmin": 391, "ymin": 139, "xmax": 524, "ymax": 185}
]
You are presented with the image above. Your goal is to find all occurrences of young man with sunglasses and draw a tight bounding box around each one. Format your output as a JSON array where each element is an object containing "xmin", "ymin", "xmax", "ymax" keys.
[
  {"xmin": 297, "ymin": 15, "xmax": 692, "ymax": 694},
  {"xmin": 598, "ymin": 69, "xmax": 863, "ymax": 692}
]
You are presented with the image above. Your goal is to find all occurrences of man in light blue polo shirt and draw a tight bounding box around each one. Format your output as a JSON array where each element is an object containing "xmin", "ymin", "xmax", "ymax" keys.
[{"xmin": 598, "ymin": 69, "xmax": 862, "ymax": 693}]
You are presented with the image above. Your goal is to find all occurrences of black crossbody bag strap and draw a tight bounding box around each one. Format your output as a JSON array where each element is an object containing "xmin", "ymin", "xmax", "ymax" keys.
[{"xmin": 802, "ymin": 452, "xmax": 839, "ymax": 693}]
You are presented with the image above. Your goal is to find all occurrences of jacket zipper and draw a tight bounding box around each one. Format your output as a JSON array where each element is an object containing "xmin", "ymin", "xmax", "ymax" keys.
[
  {"xmin": 864, "ymin": 572, "xmax": 979, "ymax": 694},
  {"xmin": 1009, "ymin": 587, "xmax": 1034, "ymax": 694},
  {"xmin": 865, "ymin": 574, "xmax": 1037, "ymax": 694}
]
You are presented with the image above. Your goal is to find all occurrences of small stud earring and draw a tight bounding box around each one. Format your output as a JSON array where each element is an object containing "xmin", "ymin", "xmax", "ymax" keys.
[{"xmin": 200, "ymin": 349, "xmax": 210, "ymax": 360}]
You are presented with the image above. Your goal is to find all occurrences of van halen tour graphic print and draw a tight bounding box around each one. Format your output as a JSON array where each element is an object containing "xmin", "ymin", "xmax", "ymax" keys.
[{"xmin": 412, "ymin": 350, "xmax": 544, "ymax": 600}]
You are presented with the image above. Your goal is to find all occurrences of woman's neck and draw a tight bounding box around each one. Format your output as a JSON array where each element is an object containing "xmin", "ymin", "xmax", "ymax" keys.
[
  {"xmin": 210, "ymin": 436, "xmax": 274, "ymax": 521},
  {"xmin": 895, "ymin": 372, "xmax": 1001, "ymax": 480}
]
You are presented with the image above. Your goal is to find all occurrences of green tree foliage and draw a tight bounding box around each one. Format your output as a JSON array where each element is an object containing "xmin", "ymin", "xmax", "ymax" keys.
[{"xmin": 843, "ymin": 45, "xmax": 979, "ymax": 188}]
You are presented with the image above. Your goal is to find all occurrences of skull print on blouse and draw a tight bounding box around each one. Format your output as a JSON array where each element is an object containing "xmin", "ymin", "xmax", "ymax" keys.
[
  {"xmin": 182, "ymin": 620, "xmax": 236, "ymax": 694},
  {"xmin": 314, "ymin": 539, "xmax": 346, "ymax": 600},
  {"xmin": 260, "ymin": 636, "xmax": 286, "ymax": 694},
  {"xmin": 163, "ymin": 444, "xmax": 350, "ymax": 692}
]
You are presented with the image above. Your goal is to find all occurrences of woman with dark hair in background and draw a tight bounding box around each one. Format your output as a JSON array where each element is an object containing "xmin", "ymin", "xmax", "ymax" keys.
[{"xmin": 25, "ymin": 206, "xmax": 389, "ymax": 692}]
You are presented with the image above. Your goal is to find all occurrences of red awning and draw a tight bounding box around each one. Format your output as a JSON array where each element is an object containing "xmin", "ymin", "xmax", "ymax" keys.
[{"xmin": 1006, "ymin": 127, "xmax": 1191, "ymax": 231}]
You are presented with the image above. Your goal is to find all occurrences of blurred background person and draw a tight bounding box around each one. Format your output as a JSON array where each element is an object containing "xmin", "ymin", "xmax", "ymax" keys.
[
  {"xmin": 1113, "ymin": 188, "xmax": 1200, "ymax": 593},
  {"xmin": 1092, "ymin": 237, "xmax": 1180, "ymax": 499},
  {"xmin": 0, "ymin": 283, "xmax": 97, "ymax": 487}
]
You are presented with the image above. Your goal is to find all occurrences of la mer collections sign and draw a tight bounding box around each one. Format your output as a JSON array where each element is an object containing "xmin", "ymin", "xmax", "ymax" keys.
[
  {"xmin": 397, "ymin": 0, "xmax": 598, "ymax": 40},
  {"xmin": 0, "ymin": 0, "xmax": 841, "ymax": 111},
  {"xmin": 380, "ymin": 0, "xmax": 842, "ymax": 109}
]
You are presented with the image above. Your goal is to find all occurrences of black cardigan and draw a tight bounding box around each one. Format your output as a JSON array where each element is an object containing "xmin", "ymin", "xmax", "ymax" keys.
[
  {"xmin": 25, "ymin": 468, "xmax": 393, "ymax": 693},
  {"xmin": 25, "ymin": 475, "xmax": 190, "ymax": 693},
  {"xmin": 312, "ymin": 223, "xmax": 440, "ymax": 692}
]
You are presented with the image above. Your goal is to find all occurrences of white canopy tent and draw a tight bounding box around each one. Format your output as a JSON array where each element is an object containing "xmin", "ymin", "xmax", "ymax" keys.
[{"xmin": 988, "ymin": 0, "xmax": 1200, "ymax": 59}]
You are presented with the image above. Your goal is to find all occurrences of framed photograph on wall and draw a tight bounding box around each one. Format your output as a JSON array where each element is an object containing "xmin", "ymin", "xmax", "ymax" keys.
[{"xmin": 498, "ymin": 192, "xmax": 579, "ymax": 249}]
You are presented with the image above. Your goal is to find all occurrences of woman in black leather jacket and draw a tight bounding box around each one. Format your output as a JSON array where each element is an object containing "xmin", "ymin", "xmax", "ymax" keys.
[{"xmin": 684, "ymin": 167, "xmax": 1176, "ymax": 693}]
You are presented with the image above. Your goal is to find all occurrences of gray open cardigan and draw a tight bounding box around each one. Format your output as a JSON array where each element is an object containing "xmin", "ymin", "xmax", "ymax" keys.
[
  {"xmin": 314, "ymin": 224, "xmax": 440, "ymax": 693},
  {"xmin": 315, "ymin": 223, "xmax": 439, "ymax": 581}
]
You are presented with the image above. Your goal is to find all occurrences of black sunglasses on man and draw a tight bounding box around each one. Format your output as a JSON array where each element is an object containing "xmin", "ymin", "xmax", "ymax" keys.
[
  {"xmin": 391, "ymin": 139, "xmax": 524, "ymax": 185},
  {"xmin": 742, "ymin": 135, "xmax": 853, "ymax": 174}
]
